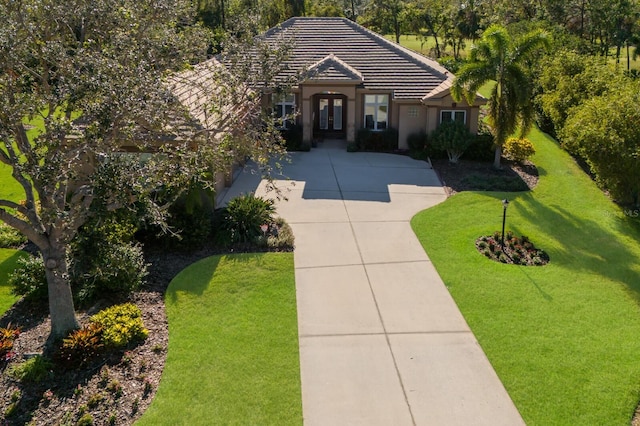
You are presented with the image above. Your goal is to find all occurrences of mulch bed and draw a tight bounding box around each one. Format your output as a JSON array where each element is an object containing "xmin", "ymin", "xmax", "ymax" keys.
[
  {"xmin": 431, "ymin": 158, "xmax": 539, "ymax": 196},
  {"xmin": 475, "ymin": 232, "xmax": 550, "ymax": 266},
  {"xmin": 0, "ymin": 243, "xmax": 289, "ymax": 426}
]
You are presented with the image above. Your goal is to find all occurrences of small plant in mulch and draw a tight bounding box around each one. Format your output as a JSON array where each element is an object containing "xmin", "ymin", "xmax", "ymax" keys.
[{"xmin": 476, "ymin": 231, "xmax": 549, "ymax": 266}]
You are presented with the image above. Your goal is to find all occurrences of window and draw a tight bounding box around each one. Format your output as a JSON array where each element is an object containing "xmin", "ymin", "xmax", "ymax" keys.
[
  {"xmin": 274, "ymin": 94, "xmax": 296, "ymax": 129},
  {"xmin": 408, "ymin": 106, "xmax": 419, "ymax": 118},
  {"xmin": 364, "ymin": 94, "xmax": 389, "ymax": 130},
  {"xmin": 440, "ymin": 110, "xmax": 466, "ymax": 124}
]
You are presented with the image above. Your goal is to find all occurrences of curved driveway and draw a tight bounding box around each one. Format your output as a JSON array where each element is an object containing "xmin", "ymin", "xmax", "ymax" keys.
[{"xmin": 220, "ymin": 140, "xmax": 524, "ymax": 426}]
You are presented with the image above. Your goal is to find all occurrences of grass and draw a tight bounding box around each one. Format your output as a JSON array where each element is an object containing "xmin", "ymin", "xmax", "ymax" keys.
[
  {"xmin": 0, "ymin": 249, "xmax": 28, "ymax": 315},
  {"xmin": 137, "ymin": 253, "xmax": 302, "ymax": 425},
  {"xmin": 387, "ymin": 34, "xmax": 472, "ymax": 58},
  {"xmin": 411, "ymin": 122, "xmax": 640, "ymax": 423},
  {"xmin": 0, "ymin": 114, "xmax": 49, "ymax": 317}
]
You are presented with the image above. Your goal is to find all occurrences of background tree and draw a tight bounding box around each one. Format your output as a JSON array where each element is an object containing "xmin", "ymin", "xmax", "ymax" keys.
[
  {"xmin": 0, "ymin": 1, "xmax": 293, "ymax": 342},
  {"xmin": 407, "ymin": 0, "xmax": 453, "ymax": 58},
  {"xmin": 309, "ymin": 0, "xmax": 346, "ymax": 17},
  {"xmin": 559, "ymin": 80, "xmax": 640, "ymax": 206},
  {"xmin": 452, "ymin": 24, "xmax": 549, "ymax": 168},
  {"xmin": 535, "ymin": 51, "xmax": 623, "ymax": 134},
  {"xmin": 362, "ymin": 0, "xmax": 406, "ymax": 43}
]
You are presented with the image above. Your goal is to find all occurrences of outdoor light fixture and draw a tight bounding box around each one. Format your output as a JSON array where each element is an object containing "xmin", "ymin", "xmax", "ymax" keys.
[{"xmin": 501, "ymin": 199, "xmax": 509, "ymax": 248}]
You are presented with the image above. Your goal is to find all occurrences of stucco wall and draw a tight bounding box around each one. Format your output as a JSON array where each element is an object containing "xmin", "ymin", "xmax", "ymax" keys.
[{"xmin": 398, "ymin": 104, "xmax": 427, "ymax": 150}]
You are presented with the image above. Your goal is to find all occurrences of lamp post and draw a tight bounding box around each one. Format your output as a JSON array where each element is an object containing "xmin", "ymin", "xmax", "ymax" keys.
[{"xmin": 501, "ymin": 199, "xmax": 509, "ymax": 248}]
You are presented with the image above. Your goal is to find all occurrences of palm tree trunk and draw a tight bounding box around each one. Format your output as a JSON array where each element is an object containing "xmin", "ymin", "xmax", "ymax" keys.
[{"xmin": 493, "ymin": 144, "xmax": 502, "ymax": 169}]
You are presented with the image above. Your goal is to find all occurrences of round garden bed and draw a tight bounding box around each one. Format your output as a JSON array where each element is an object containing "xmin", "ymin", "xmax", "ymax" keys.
[{"xmin": 476, "ymin": 231, "xmax": 549, "ymax": 266}]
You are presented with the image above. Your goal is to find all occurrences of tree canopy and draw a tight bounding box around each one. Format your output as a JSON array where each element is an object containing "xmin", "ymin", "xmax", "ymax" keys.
[
  {"xmin": 451, "ymin": 24, "xmax": 550, "ymax": 168},
  {"xmin": 0, "ymin": 0, "xmax": 293, "ymax": 341}
]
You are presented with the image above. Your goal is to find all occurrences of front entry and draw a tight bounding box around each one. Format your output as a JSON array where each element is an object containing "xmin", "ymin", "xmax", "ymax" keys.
[{"xmin": 314, "ymin": 94, "xmax": 346, "ymax": 139}]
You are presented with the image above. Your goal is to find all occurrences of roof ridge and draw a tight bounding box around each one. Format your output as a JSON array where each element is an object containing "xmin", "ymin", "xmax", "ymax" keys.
[{"xmin": 338, "ymin": 18, "xmax": 452, "ymax": 82}]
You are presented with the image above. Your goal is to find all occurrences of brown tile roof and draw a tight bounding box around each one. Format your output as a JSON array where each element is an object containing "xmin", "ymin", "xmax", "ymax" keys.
[
  {"xmin": 307, "ymin": 53, "xmax": 364, "ymax": 83},
  {"xmin": 263, "ymin": 17, "xmax": 454, "ymax": 100}
]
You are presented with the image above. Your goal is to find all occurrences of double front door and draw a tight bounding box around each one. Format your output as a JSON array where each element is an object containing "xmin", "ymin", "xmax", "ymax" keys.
[{"xmin": 315, "ymin": 95, "xmax": 346, "ymax": 137}]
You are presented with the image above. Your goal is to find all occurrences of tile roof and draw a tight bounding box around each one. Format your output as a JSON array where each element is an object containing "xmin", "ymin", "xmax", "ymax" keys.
[
  {"xmin": 307, "ymin": 53, "xmax": 364, "ymax": 83},
  {"xmin": 263, "ymin": 17, "xmax": 454, "ymax": 100}
]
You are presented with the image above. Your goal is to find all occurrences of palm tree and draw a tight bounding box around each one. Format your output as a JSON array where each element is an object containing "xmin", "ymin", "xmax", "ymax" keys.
[{"xmin": 452, "ymin": 25, "xmax": 549, "ymax": 169}]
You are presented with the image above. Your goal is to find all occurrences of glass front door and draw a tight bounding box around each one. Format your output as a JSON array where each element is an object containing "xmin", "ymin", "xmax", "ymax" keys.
[{"xmin": 316, "ymin": 96, "xmax": 346, "ymax": 135}]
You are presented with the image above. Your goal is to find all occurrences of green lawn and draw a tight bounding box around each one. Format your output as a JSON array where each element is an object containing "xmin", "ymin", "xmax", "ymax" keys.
[
  {"xmin": 388, "ymin": 34, "xmax": 472, "ymax": 58},
  {"xmin": 137, "ymin": 253, "xmax": 302, "ymax": 426},
  {"xmin": 412, "ymin": 124, "xmax": 640, "ymax": 424},
  {"xmin": 0, "ymin": 114, "xmax": 49, "ymax": 317},
  {"xmin": 0, "ymin": 249, "xmax": 28, "ymax": 315}
]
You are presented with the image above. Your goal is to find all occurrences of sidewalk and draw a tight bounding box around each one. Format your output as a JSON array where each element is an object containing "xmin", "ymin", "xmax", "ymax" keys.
[{"xmin": 220, "ymin": 140, "xmax": 524, "ymax": 425}]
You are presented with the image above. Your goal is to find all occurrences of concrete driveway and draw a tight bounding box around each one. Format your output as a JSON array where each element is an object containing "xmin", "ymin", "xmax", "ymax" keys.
[{"xmin": 219, "ymin": 140, "xmax": 524, "ymax": 426}]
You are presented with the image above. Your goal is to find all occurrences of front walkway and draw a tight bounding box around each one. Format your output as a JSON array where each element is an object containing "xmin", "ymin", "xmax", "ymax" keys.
[{"xmin": 220, "ymin": 140, "xmax": 524, "ymax": 425}]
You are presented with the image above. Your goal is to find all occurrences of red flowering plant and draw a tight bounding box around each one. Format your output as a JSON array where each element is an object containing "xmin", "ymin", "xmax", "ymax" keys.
[{"xmin": 0, "ymin": 324, "xmax": 21, "ymax": 363}]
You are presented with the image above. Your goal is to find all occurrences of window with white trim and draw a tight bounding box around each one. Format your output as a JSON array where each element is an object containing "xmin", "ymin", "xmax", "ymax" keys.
[
  {"xmin": 440, "ymin": 110, "xmax": 466, "ymax": 124},
  {"xmin": 364, "ymin": 94, "xmax": 389, "ymax": 130},
  {"xmin": 274, "ymin": 94, "xmax": 296, "ymax": 129}
]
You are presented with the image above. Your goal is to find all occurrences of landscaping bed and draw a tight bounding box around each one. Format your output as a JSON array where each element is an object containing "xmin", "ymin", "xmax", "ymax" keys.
[
  {"xmin": 431, "ymin": 158, "xmax": 539, "ymax": 196},
  {"xmin": 0, "ymin": 239, "xmax": 294, "ymax": 425}
]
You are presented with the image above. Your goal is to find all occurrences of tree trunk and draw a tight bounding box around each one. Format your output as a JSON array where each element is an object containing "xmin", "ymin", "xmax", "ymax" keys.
[
  {"xmin": 43, "ymin": 247, "xmax": 79, "ymax": 343},
  {"xmin": 493, "ymin": 144, "xmax": 502, "ymax": 169}
]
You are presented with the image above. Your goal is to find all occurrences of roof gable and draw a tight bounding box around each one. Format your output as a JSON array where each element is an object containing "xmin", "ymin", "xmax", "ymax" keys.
[{"xmin": 307, "ymin": 53, "xmax": 364, "ymax": 83}]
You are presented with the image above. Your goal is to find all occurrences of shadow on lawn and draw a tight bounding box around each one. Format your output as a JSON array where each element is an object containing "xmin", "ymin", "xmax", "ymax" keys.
[
  {"xmin": 512, "ymin": 192, "xmax": 640, "ymax": 302},
  {"xmin": 164, "ymin": 253, "xmax": 275, "ymax": 302}
]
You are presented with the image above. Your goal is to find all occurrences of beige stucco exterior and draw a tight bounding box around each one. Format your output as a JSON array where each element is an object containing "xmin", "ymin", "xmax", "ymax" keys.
[{"xmin": 282, "ymin": 84, "xmax": 483, "ymax": 150}]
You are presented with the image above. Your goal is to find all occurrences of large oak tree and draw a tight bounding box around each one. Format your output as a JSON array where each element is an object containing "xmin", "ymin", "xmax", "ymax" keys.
[{"xmin": 0, "ymin": 0, "xmax": 293, "ymax": 342}]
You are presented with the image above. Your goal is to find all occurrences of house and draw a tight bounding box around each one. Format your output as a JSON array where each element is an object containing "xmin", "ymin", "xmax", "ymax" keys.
[
  {"xmin": 168, "ymin": 17, "xmax": 487, "ymax": 199},
  {"xmin": 262, "ymin": 17, "xmax": 486, "ymax": 149}
]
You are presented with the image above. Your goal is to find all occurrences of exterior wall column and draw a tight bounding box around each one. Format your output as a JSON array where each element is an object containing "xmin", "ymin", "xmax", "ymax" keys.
[
  {"xmin": 302, "ymin": 96, "xmax": 312, "ymax": 143},
  {"xmin": 347, "ymin": 97, "xmax": 356, "ymax": 142}
]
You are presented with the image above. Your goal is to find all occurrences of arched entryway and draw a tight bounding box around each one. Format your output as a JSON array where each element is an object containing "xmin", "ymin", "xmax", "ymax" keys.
[{"xmin": 313, "ymin": 93, "xmax": 347, "ymax": 140}]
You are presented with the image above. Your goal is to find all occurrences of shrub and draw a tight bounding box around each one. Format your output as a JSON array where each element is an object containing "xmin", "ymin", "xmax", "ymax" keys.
[
  {"xmin": 107, "ymin": 379, "xmax": 123, "ymax": 398},
  {"xmin": 465, "ymin": 132, "xmax": 495, "ymax": 162},
  {"xmin": 137, "ymin": 180, "xmax": 216, "ymax": 250},
  {"xmin": 77, "ymin": 413, "xmax": 94, "ymax": 426},
  {"xmin": 430, "ymin": 121, "xmax": 473, "ymax": 163},
  {"xmin": 9, "ymin": 255, "xmax": 48, "ymax": 301},
  {"xmin": 56, "ymin": 323, "xmax": 104, "ymax": 367},
  {"xmin": 407, "ymin": 131, "xmax": 428, "ymax": 152},
  {"xmin": 0, "ymin": 222, "xmax": 27, "ymax": 248},
  {"xmin": 4, "ymin": 402, "xmax": 18, "ymax": 418},
  {"xmin": 356, "ymin": 128, "xmax": 398, "ymax": 152},
  {"xmin": 281, "ymin": 124, "xmax": 304, "ymax": 151},
  {"xmin": 0, "ymin": 324, "xmax": 20, "ymax": 362},
  {"xmin": 258, "ymin": 217, "xmax": 295, "ymax": 250},
  {"xmin": 71, "ymin": 206, "xmax": 148, "ymax": 303},
  {"xmin": 346, "ymin": 142, "xmax": 359, "ymax": 152},
  {"xmin": 214, "ymin": 194, "xmax": 275, "ymax": 245},
  {"xmin": 90, "ymin": 303, "xmax": 148, "ymax": 348},
  {"xmin": 504, "ymin": 137, "xmax": 536, "ymax": 163},
  {"xmin": 165, "ymin": 205, "xmax": 213, "ymax": 250},
  {"xmin": 8, "ymin": 355, "xmax": 53, "ymax": 383},
  {"xmin": 407, "ymin": 131, "xmax": 436, "ymax": 161},
  {"xmin": 71, "ymin": 242, "xmax": 148, "ymax": 303}
]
